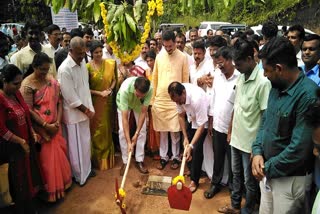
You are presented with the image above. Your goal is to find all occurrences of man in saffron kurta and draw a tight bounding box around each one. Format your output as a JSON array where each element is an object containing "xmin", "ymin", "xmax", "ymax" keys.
[
  {"xmin": 151, "ymin": 30, "xmax": 189, "ymax": 170},
  {"xmin": 58, "ymin": 37, "xmax": 95, "ymax": 186}
]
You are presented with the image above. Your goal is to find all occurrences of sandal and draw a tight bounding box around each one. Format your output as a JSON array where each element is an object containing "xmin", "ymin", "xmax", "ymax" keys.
[
  {"xmin": 188, "ymin": 181, "xmax": 198, "ymax": 193},
  {"xmin": 156, "ymin": 159, "xmax": 168, "ymax": 170},
  {"xmin": 217, "ymin": 205, "xmax": 240, "ymax": 214},
  {"xmin": 170, "ymin": 159, "xmax": 180, "ymax": 170}
]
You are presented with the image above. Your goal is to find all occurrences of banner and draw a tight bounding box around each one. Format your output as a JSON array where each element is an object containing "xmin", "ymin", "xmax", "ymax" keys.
[{"xmin": 51, "ymin": 7, "xmax": 78, "ymax": 32}]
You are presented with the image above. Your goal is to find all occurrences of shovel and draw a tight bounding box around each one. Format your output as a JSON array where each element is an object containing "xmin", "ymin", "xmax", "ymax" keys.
[
  {"xmin": 115, "ymin": 150, "xmax": 132, "ymax": 214},
  {"xmin": 167, "ymin": 146, "xmax": 192, "ymax": 210}
]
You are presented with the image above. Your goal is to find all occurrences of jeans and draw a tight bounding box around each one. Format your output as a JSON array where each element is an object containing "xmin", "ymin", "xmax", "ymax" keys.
[{"xmin": 231, "ymin": 146, "xmax": 258, "ymax": 213}]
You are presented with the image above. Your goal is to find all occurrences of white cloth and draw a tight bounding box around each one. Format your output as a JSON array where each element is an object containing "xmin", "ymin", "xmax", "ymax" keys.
[
  {"xmin": 183, "ymin": 51, "xmax": 194, "ymax": 67},
  {"xmin": 201, "ymin": 134, "xmax": 229, "ymax": 184},
  {"xmin": 296, "ymin": 50, "xmax": 304, "ymax": 68},
  {"xmin": 209, "ymin": 70, "xmax": 240, "ymax": 134},
  {"xmin": 117, "ymin": 109, "xmax": 147, "ymax": 163},
  {"xmin": 134, "ymin": 56, "xmax": 149, "ymax": 71},
  {"xmin": 66, "ymin": 120, "xmax": 92, "ymax": 185},
  {"xmin": 189, "ymin": 58, "xmax": 214, "ymax": 91},
  {"xmin": 44, "ymin": 43, "xmax": 61, "ymax": 54},
  {"xmin": 159, "ymin": 131, "xmax": 181, "ymax": 161},
  {"xmin": 58, "ymin": 54, "xmax": 94, "ymax": 125},
  {"xmin": 102, "ymin": 46, "xmax": 120, "ymax": 65},
  {"xmin": 177, "ymin": 83, "xmax": 209, "ymax": 129}
]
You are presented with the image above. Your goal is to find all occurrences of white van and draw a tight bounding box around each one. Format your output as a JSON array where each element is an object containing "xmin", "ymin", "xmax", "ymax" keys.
[{"xmin": 198, "ymin": 21, "xmax": 231, "ymax": 37}]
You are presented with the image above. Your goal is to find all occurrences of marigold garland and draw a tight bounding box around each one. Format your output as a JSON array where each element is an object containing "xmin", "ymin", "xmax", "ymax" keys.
[
  {"xmin": 100, "ymin": 0, "xmax": 163, "ymax": 64},
  {"xmin": 172, "ymin": 175, "xmax": 185, "ymax": 185}
]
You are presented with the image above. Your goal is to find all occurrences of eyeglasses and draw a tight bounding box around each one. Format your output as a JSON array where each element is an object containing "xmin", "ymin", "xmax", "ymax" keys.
[{"xmin": 302, "ymin": 47, "xmax": 318, "ymax": 52}]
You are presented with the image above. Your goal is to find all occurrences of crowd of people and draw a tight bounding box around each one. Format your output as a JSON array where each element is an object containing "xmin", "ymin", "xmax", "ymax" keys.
[{"xmin": 0, "ymin": 20, "xmax": 320, "ymax": 214}]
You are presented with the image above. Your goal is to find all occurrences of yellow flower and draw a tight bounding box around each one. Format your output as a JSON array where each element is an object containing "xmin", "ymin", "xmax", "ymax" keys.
[
  {"xmin": 172, "ymin": 175, "xmax": 185, "ymax": 185},
  {"xmin": 119, "ymin": 188, "xmax": 126, "ymax": 198}
]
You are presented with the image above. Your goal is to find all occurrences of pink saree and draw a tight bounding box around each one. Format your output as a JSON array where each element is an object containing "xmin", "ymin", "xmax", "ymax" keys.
[{"xmin": 32, "ymin": 79, "xmax": 72, "ymax": 202}]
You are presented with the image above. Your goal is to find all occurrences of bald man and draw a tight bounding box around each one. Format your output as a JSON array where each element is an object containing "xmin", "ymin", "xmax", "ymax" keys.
[{"xmin": 58, "ymin": 37, "xmax": 96, "ymax": 186}]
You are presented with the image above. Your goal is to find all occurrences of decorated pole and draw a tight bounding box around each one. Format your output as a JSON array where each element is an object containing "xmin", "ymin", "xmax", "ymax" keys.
[{"xmin": 100, "ymin": 0, "xmax": 163, "ymax": 64}]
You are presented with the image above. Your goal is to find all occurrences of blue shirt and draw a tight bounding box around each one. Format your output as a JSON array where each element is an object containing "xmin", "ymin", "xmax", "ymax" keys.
[{"xmin": 303, "ymin": 64, "xmax": 320, "ymax": 86}]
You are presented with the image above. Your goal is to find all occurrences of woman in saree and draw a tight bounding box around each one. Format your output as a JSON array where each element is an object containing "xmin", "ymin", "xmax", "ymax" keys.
[
  {"xmin": 0, "ymin": 64, "xmax": 43, "ymax": 213},
  {"xmin": 145, "ymin": 50, "xmax": 160, "ymax": 160},
  {"xmin": 87, "ymin": 41, "xmax": 116, "ymax": 170},
  {"xmin": 20, "ymin": 52, "xmax": 72, "ymax": 202}
]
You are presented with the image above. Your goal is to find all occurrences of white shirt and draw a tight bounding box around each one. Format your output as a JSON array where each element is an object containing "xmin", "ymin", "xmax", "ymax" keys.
[
  {"xmin": 183, "ymin": 50, "xmax": 194, "ymax": 67},
  {"xmin": 189, "ymin": 58, "xmax": 214, "ymax": 90},
  {"xmin": 102, "ymin": 46, "xmax": 121, "ymax": 65},
  {"xmin": 176, "ymin": 83, "xmax": 209, "ymax": 129},
  {"xmin": 58, "ymin": 55, "xmax": 94, "ymax": 125},
  {"xmin": 296, "ymin": 50, "xmax": 304, "ymax": 68},
  {"xmin": 209, "ymin": 69, "xmax": 240, "ymax": 134},
  {"xmin": 134, "ymin": 55, "xmax": 149, "ymax": 71},
  {"xmin": 44, "ymin": 43, "xmax": 61, "ymax": 54}
]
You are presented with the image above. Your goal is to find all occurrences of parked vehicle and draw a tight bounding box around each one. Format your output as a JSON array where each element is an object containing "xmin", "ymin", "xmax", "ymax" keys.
[
  {"xmin": 218, "ymin": 24, "xmax": 247, "ymax": 35},
  {"xmin": 159, "ymin": 23, "xmax": 185, "ymax": 32},
  {"xmin": 250, "ymin": 24, "xmax": 315, "ymax": 37},
  {"xmin": 198, "ymin": 21, "xmax": 231, "ymax": 37}
]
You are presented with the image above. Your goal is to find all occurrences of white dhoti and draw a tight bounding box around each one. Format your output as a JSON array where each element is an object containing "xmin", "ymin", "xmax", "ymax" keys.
[
  {"xmin": 65, "ymin": 120, "xmax": 92, "ymax": 185},
  {"xmin": 202, "ymin": 134, "xmax": 229, "ymax": 184},
  {"xmin": 117, "ymin": 109, "xmax": 147, "ymax": 164}
]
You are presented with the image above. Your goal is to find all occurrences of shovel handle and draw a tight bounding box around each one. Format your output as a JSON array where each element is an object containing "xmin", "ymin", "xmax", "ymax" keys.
[
  {"xmin": 179, "ymin": 146, "xmax": 188, "ymax": 177},
  {"xmin": 121, "ymin": 150, "xmax": 132, "ymax": 189}
]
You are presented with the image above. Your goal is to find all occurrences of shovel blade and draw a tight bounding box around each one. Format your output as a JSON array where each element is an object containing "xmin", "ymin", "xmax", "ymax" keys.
[{"xmin": 167, "ymin": 185, "xmax": 192, "ymax": 211}]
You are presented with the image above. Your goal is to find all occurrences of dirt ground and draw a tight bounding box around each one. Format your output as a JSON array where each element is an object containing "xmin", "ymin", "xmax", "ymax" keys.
[{"xmin": 1, "ymin": 152, "xmax": 234, "ymax": 214}]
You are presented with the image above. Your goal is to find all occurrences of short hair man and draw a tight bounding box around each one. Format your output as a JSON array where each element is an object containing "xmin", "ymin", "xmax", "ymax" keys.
[
  {"xmin": 152, "ymin": 30, "xmax": 189, "ymax": 171},
  {"xmin": 168, "ymin": 81, "xmax": 209, "ymax": 193},
  {"xmin": 185, "ymin": 28, "xmax": 198, "ymax": 55},
  {"xmin": 288, "ymin": 24, "xmax": 305, "ymax": 67},
  {"xmin": 252, "ymin": 37, "xmax": 318, "ymax": 213},
  {"xmin": 82, "ymin": 27, "xmax": 94, "ymax": 63},
  {"xmin": 58, "ymin": 37, "xmax": 96, "ymax": 186},
  {"xmin": 190, "ymin": 40, "xmax": 214, "ymax": 91},
  {"xmin": 207, "ymin": 29, "xmax": 214, "ymax": 39},
  {"xmin": 45, "ymin": 24, "xmax": 61, "ymax": 53},
  {"xmin": 55, "ymin": 28, "xmax": 84, "ymax": 70},
  {"xmin": 12, "ymin": 21, "xmax": 56, "ymax": 77},
  {"xmin": 218, "ymin": 39, "xmax": 271, "ymax": 214},
  {"xmin": 204, "ymin": 46, "xmax": 240, "ymax": 199},
  {"xmin": 134, "ymin": 41, "xmax": 150, "ymax": 71},
  {"xmin": 149, "ymin": 38, "xmax": 158, "ymax": 52},
  {"xmin": 302, "ymin": 34, "xmax": 320, "ymax": 86},
  {"xmin": 116, "ymin": 77, "xmax": 152, "ymax": 175},
  {"xmin": 176, "ymin": 32, "xmax": 193, "ymax": 66},
  {"xmin": 60, "ymin": 32, "xmax": 71, "ymax": 48},
  {"xmin": 261, "ymin": 21, "xmax": 278, "ymax": 44}
]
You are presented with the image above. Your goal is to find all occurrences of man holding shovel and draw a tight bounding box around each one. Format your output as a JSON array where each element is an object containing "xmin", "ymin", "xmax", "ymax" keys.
[
  {"xmin": 168, "ymin": 81, "xmax": 210, "ymax": 193},
  {"xmin": 116, "ymin": 77, "xmax": 153, "ymax": 176}
]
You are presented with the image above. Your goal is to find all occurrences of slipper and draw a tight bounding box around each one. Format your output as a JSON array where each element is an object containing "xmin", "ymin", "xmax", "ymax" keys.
[
  {"xmin": 217, "ymin": 205, "xmax": 240, "ymax": 214},
  {"xmin": 188, "ymin": 181, "xmax": 198, "ymax": 193},
  {"xmin": 170, "ymin": 159, "xmax": 180, "ymax": 170},
  {"xmin": 156, "ymin": 159, "xmax": 168, "ymax": 170}
]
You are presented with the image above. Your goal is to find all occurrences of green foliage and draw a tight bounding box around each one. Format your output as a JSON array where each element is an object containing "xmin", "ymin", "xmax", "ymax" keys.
[{"xmin": 169, "ymin": 0, "xmax": 305, "ymax": 27}]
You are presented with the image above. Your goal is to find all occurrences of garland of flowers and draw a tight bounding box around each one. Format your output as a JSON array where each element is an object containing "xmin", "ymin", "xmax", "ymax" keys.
[
  {"xmin": 172, "ymin": 175, "xmax": 185, "ymax": 186},
  {"xmin": 100, "ymin": 0, "xmax": 163, "ymax": 64}
]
